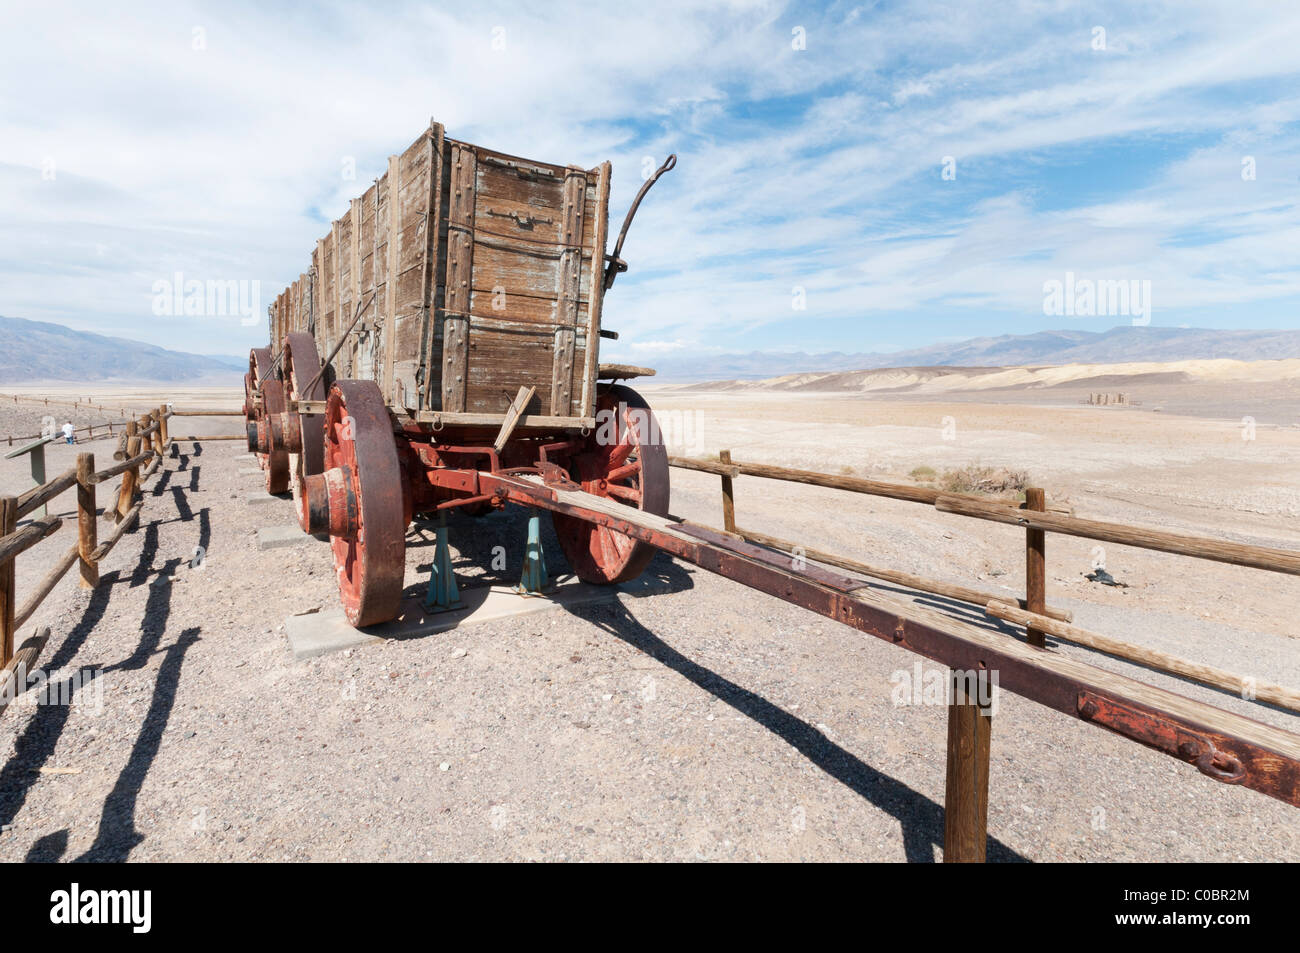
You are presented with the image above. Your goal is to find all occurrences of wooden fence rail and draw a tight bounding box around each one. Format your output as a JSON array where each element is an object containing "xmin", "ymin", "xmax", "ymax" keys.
[
  {"xmin": 0, "ymin": 402, "xmax": 173, "ymax": 689},
  {"xmin": 668, "ymin": 450, "xmax": 1300, "ymax": 862}
]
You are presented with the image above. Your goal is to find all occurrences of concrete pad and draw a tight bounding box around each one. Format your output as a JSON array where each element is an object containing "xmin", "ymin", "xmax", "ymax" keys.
[
  {"xmin": 244, "ymin": 492, "xmax": 283, "ymax": 505},
  {"xmin": 238, "ymin": 467, "xmax": 263, "ymax": 475},
  {"xmin": 284, "ymin": 574, "xmax": 677, "ymax": 660},
  {"xmin": 258, "ymin": 525, "xmax": 310, "ymax": 550},
  {"xmin": 236, "ymin": 454, "xmax": 256, "ymax": 461}
]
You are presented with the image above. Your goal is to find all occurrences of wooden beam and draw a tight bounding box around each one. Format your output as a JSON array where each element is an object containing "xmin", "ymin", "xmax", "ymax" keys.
[
  {"xmin": 14, "ymin": 545, "xmax": 78, "ymax": 630},
  {"xmin": 90, "ymin": 450, "xmax": 154, "ymax": 484},
  {"xmin": 493, "ymin": 386, "xmax": 537, "ymax": 453},
  {"xmin": 735, "ymin": 524, "xmax": 1074, "ymax": 622},
  {"xmin": 1024, "ymin": 487, "xmax": 1047, "ymax": 647},
  {"xmin": 0, "ymin": 497, "xmax": 14, "ymax": 666},
  {"xmin": 92, "ymin": 501, "xmax": 142, "ymax": 561},
  {"xmin": 0, "ymin": 515, "xmax": 62, "ymax": 566},
  {"xmin": 944, "ymin": 670, "xmax": 993, "ymax": 862},
  {"xmin": 668, "ymin": 455, "xmax": 739, "ymax": 478},
  {"xmin": 0, "ymin": 628, "xmax": 50, "ymax": 719},
  {"xmin": 76, "ymin": 453, "xmax": 97, "ymax": 588},
  {"xmin": 384, "ymin": 154, "xmax": 400, "ymax": 402},
  {"xmin": 115, "ymin": 421, "xmax": 140, "ymax": 522},
  {"xmin": 719, "ymin": 449, "xmax": 736, "ymax": 534},
  {"xmin": 935, "ymin": 495, "xmax": 1300, "ymax": 576},
  {"xmin": 672, "ymin": 455, "xmax": 1072, "ymax": 513},
  {"xmin": 16, "ymin": 468, "xmax": 77, "ymax": 519},
  {"xmin": 987, "ymin": 601, "xmax": 1300, "ymax": 715}
]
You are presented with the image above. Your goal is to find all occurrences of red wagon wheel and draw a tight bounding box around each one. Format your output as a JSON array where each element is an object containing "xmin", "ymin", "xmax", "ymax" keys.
[
  {"xmin": 242, "ymin": 371, "xmax": 256, "ymax": 449},
  {"xmin": 260, "ymin": 379, "xmax": 291, "ymax": 494},
  {"xmin": 552, "ymin": 384, "xmax": 670, "ymax": 584},
  {"xmin": 282, "ymin": 332, "xmax": 326, "ymax": 480},
  {"xmin": 248, "ymin": 347, "xmax": 274, "ymax": 470},
  {"xmin": 304, "ymin": 380, "xmax": 406, "ymax": 627}
]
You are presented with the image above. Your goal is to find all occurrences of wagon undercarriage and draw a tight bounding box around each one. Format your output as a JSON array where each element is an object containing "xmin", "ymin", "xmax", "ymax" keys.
[{"xmin": 246, "ymin": 120, "xmax": 676, "ymax": 626}]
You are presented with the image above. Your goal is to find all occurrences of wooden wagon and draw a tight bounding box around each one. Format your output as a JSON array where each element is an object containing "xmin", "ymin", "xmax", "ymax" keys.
[{"xmin": 247, "ymin": 120, "xmax": 675, "ymax": 626}]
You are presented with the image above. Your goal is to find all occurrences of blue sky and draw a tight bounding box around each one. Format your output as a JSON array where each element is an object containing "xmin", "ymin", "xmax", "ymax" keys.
[{"xmin": 2, "ymin": 0, "xmax": 1298, "ymax": 361}]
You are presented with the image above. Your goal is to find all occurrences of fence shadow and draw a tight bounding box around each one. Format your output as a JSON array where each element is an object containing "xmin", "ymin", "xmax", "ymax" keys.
[
  {"xmin": 2, "ymin": 453, "xmax": 206, "ymax": 862},
  {"xmin": 562, "ymin": 583, "xmax": 1026, "ymax": 863}
]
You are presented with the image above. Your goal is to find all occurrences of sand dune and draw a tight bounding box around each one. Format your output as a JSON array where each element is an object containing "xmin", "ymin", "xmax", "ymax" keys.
[{"xmin": 677, "ymin": 358, "xmax": 1300, "ymax": 394}]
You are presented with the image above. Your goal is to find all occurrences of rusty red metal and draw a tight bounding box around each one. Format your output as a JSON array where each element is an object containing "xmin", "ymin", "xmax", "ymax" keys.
[
  {"xmin": 316, "ymin": 380, "xmax": 406, "ymax": 627},
  {"xmin": 244, "ymin": 347, "xmax": 289, "ymax": 494},
  {"xmin": 1078, "ymin": 692, "xmax": 1247, "ymax": 783}
]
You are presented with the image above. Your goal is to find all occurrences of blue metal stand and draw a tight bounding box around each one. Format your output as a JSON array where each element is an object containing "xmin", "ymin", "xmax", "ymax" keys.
[
  {"xmin": 514, "ymin": 510, "xmax": 551, "ymax": 596},
  {"xmin": 423, "ymin": 512, "xmax": 461, "ymax": 611}
]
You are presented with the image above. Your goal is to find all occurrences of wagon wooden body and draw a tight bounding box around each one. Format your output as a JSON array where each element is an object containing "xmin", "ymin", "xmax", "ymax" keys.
[
  {"xmin": 268, "ymin": 121, "xmax": 619, "ymax": 427},
  {"xmin": 247, "ymin": 120, "xmax": 675, "ymax": 626}
]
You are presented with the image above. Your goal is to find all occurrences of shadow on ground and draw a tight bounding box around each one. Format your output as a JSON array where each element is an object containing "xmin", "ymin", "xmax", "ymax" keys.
[{"xmin": 1, "ymin": 448, "xmax": 207, "ymax": 862}]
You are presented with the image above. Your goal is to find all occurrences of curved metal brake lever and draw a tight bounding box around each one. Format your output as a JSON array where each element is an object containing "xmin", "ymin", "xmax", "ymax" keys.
[{"xmin": 603, "ymin": 154, "xmax": 677, "ymax": 290}]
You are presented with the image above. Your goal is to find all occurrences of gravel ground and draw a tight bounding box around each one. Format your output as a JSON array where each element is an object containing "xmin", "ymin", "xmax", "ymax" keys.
[{"xmin": 0, "ymin": 388, "xmax": 1295, "ymax": 862}]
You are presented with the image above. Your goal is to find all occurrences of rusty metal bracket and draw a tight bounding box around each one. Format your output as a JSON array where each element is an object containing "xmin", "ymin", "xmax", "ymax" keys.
[
  {"xmin": 604, "ymin": 154, "xmax": 677, "ymax": 290},
  {"xmin": 537, "ymin": 461, "xmax": 580, "ymax": 492},
  {"xmin": 1078, "ymin": 692, "xmax": 1247, "ymax": 784}
]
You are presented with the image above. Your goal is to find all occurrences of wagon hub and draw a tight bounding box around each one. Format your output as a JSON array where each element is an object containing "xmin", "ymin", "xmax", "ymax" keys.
[{"xmin": 299, "ymin": 465, "xmax": 360, "ymax": 540}]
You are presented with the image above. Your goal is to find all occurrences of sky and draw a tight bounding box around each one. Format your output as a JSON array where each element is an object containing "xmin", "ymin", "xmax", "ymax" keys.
[{"xmin": 2, "ymin": 0, "xmax": 1299, "ymax": 363}]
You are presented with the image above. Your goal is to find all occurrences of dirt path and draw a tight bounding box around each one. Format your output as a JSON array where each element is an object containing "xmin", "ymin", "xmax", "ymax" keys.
[{"xmin": 0, "ymin": 394, "xmax": 1295, "ymax": 861}]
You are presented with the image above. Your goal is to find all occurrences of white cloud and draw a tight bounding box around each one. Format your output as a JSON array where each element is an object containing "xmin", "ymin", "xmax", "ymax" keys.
[{"xmin": 1, "ymin": 0, "xmax": 1298, "ymax": 360}]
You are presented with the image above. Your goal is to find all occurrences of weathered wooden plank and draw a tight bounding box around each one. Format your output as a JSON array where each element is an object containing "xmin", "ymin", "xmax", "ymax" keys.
[
  {"xmin": 420, "ymin": 123, "xmax": 445, "ymax": 411},
  {"xmin": 579, "ymin": 162, "xmax": 611, "ymax": 417},
  {"xmin": 551, "ymin": 168, "xmax": 586, "ymax": 415},
  {"xmin": 441, "ymin": 144, "xmax": 476, "ymax": 412},
  {"xmin": 463, "ymin": 325, "xmax": 555, "ymax": 415},
  {"xmin": 383, "ymin": 154, "xmax": 400, "ymax": 401}
]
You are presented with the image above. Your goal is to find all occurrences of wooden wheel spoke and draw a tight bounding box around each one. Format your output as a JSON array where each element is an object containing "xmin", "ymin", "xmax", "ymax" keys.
[
  {"xmin": 606, "ymin": 459, "xmax": 641, "ymax": 484},
  {"xmin": 551, "ymin": 385, "xmax": 668, "ymax": 586},
  {"xmin": 608, "ymin": 440, "xmax": 635, "ymax": 468},
  {"xmin": 605, "ymin": 482, "xmax": 642, "ymax": 504}
]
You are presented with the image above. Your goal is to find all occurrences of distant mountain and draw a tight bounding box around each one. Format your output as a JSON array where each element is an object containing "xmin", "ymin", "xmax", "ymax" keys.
[
  {"xmin": 0, "ymin": 315, "xmax": 245, "ymax": 383},
  {"xmin": 651, "ymin": 327, "xmax": 1300, "ymax": 380}
]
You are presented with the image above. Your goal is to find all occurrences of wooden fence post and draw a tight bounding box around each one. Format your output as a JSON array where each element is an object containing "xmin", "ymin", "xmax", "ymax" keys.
[
  {"xmin": 76, "ymin": 452, "xmax": 98, "ymax": 589},
  {"xmin": 719, "ymin": 449, "xmax": 736, "ymax": 534},
  {"xmin": 0, "ymin": 496, "xmax": 15, "ymax": 667},
  {"xmin": 158, "ymin": 404, "xmax": 170, "ymax": 451},
  {"xmin": 116, "ymin": 420, "xmax": 140, "ymax": 523},
  {"xmin": 1025, "ymin": 487, "xmax": 1047, "ymax": 647},
  {"xmin": 944, "ymin": 669, "xmax": 993, "ymax": 862}
]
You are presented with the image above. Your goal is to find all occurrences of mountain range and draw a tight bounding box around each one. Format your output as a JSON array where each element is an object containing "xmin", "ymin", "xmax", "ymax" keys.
[
  {"xmin": 2, "ymin": 316, "xmax": 1297, "ymax": 385},
  {"xmin": 0, "ymin": 315, "xmax": 245, "ymax": 383},
  {"xmin": 650, "ymin": 326, "xmax": 1300, "ymax": 380}
]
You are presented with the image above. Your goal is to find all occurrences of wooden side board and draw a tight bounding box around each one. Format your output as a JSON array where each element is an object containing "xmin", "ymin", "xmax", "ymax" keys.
[{"xmin": 272, "ymin": 122, "xmax": 612, "ymax": 424}]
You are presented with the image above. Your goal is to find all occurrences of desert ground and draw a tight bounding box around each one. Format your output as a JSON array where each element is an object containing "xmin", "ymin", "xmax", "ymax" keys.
[{"xmin": 0, "ymin": 374, "xmax": 1296, "ymax": 862}]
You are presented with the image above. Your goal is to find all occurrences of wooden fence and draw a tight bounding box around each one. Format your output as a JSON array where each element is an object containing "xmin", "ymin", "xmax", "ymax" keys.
[
  {"xmin": 0, "ymin": 404, "xmax": 175, "ymax": 707},
  {"xmin": 0, "ymin": 392, "xmax": 163, "ymax": 447},
  {"xmin": 670, "ymin": 451, "xmax": 1300, "ymax": 860},
  {"xmin": 669, "ymin": 452, "xmax": 1300, "ymax": 705}
]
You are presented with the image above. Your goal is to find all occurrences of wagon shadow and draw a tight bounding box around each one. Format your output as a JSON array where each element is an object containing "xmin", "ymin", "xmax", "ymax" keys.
[
  {"xmin": 397, "ymin": 504, "xmax": 1022, "ymax": 859},
  {"xmin": 566, "ymin": 593, "xmax": 1026, "ymax": 863}
]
